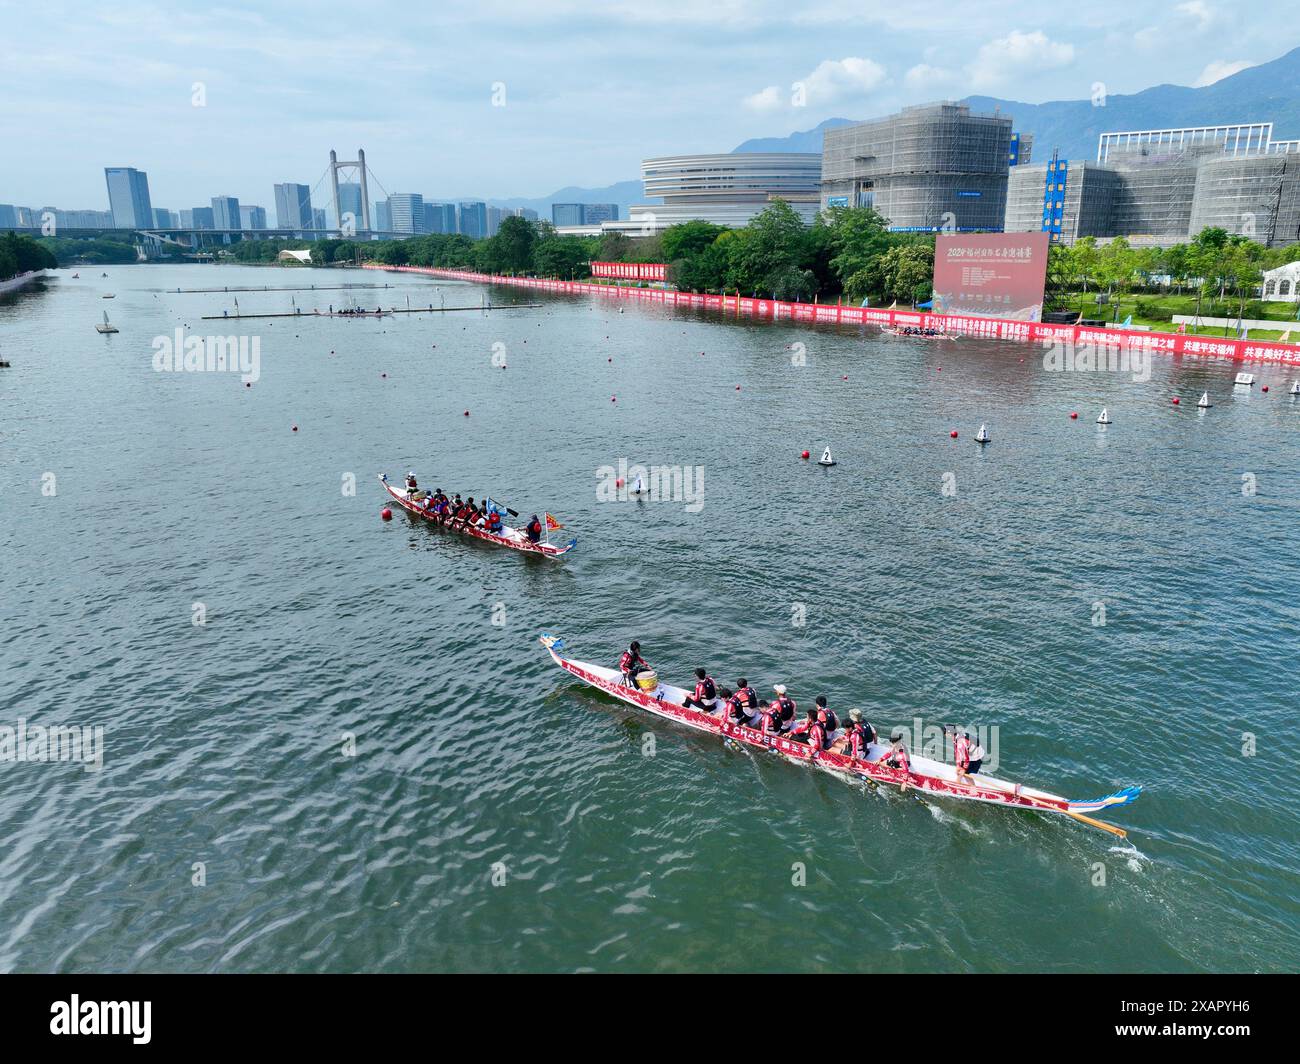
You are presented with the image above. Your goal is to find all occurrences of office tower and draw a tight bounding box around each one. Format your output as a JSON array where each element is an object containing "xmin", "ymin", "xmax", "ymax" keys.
[
  {"xmin": 581, "ymin": 203, "xmax": 619, "ymax": 224},
  {"xmin": 210, "ymin": 196, "xmax": 241, "ymax": 229},
  {"xmin": 274, "ymin": 182, "xmax": 313, "ymax": 229},
  {"xmin": 190, "ymin": 207, "xmax": 215, "ymax": 229},
  {"xmin": 336, "ymin": 183, "xmax": 363, "ymax": 229},
  {"xmin": 312, "ymin": 208, "xmax": 326, "ymax": 231},
  {"xmin": 104, "ymin": 167, "xmax": 154, "ymax": 228},
  {"xmin": 387, "ymin": 193, "xmax": 425, "ymax": 234},
  {"xmin": 240, "ymin": 205, "xmax": 267, "ymax": 229},
  {"xmin": 0, "ymin": 204, "xmax": 20, "ymax": 227},
  {"xmin": 424, "ymin": 202, "xmax": 457, "ymax": 233},
  {"xmin": 458, "ymin": 201, "xmax": 487, "ymax": 238},
  {"xmin": 152, "ymin": 208, "xmax": 174, "ymax": 227},
  {"xmin": 551, "ymin": 203, "xmax": 584, "ymax": 226}
]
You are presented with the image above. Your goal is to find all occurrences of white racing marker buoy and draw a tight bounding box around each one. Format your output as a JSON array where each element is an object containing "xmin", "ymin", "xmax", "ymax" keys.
[
  {"xmin": 1234, "ymin": 372, "xmax": 1255, "ymax": 388},
  {"xmin": 1198, "ymin": 391, "xmax": 1211, "ymax": 408},
  {"xmin": 975, "ymin": 423, "xmax": 990, "ymax": 444},
  {"xmin": 1290, "ymin": 381, "xmax": 1300, "ymax": 396},
  {"xmin": 1097, "ymin": 407, "xmax": 1111, "ymax": 425},
  {"xmin": 818, "ymin": 447, "xmax": 836, "ymax": 467}
]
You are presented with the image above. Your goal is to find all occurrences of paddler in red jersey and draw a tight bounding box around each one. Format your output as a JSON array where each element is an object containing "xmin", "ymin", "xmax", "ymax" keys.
[
  {"xmin": 882, "ymin": 729, "xmax": 912, "ymax": 791},
  {"xmin": 484, "ymin": 505, "xmax": 504, "ymax": 534},
  {"xmin": 733, "ymin": 678, "xmax": 759, "ymax": 717},
  {"xmin": 813, "ymin": 695, "xmax": 838, "ymax": 734},
  {"xmin": 681, "ymin": 667, "xmax": 718, "ymax": 712},
  {"xmin": 757, "ymin": 699, "xmax": 781, "ymax": 734},
  {"xmin": 719, "ymin": 687, "xmax": 754, "ymax": 727},
  {"xmin": 807, "ymin": 710, "xmax": 829, "ymax": 753},
  {"xmin": 771, "ymin": 685, "xmax": 796, "ymax": 731},
  {"xmin": 831, "ymin": 709, "xmax": 875, "ymax": 759},
  {"xmin": 945, "ymin": 725, "xmax": 975, "ymax": 786},
  {"xmin": 619, "ymin": 641, "xmax": 650, "ymax": 687}
]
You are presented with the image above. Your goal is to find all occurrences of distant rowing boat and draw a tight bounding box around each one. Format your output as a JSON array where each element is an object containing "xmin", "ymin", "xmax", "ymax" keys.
[
  {"xmin": 539, "ymin": 635, "xmax": 1141, "ymax": 838},
  {"xmin": 379, "ymin": 475, "xmax": 576, "ymax": 558},
  {"xmin": 882, "ymin": 325, "xmax": 957, "ymax": 340}
]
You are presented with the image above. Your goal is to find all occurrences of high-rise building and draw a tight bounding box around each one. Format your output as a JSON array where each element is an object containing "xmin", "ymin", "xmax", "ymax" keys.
[
  {"xmin": 387, "ymin": 193, "xmax": 425, "ymax": 234},
  {"xmin": 821, "ymin": 103, "xmax": 1016, "ymax": 232},
  {"xmin": 189, "ymin": 207, "xmax": 215, "ymax": 229},
  {"xmin": 312, "ymin": 208, "xmax": 326, "ymax": 231},
  {"xmin": 152, "ymin": 208, "xmax": 175, "ymax": 227},
  {"xmin": 458, "ymin": 201, "xmax": 487, "ymax": 238},
  {"xmin": 240, "ymin": 205, "xmax": 267, "ymax": 229},
  {"xmin": 336, "ymin": 183, "xmax": 363, "ymax": 229},
  {"xmin": 424, "ymin": 202, "xmax": 457, "ymax": 233},
  {"xmin": 508, "ymin": 207, "xmax": 539, "ymax": 222},
  {"xmin": 104, "ymin": 167, "xmax": 154, "ymax": 228},
  {"xmin": 274, "ymin": 183, "xmax": 313, "ymax": 229},
  {"xmin": 211, "ymin": 196, "xmax": 241, "ymax": 229},
  {"xmin": 374, "ymin": 200, "xmax": 392, "ymax": 232},
  {"xmin": 551, "ymin": 203, "xmax": 585, "ymax": 226},
  {"xmin": 486, "ymin": 206, "xmax": 506, "ymax": 236},
  {"xmin": 0, "ymin": 204, "xmax": 18, "ymax": 227},
  {"xmin": 580, "ymin": 203, "xmax": 619, "ymax": 224}
]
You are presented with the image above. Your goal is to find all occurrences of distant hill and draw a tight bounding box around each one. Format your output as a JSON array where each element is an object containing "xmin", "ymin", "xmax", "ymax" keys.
[
  {"xmin": 732, "ymin": 117, "xmax": 855, "ymax": 154},
  {"xmin": 726, "ymin": 46, "xmax": 1300, "ymax": 161},
  {"xmin": 482, "ymin": 179, "xmax": 654, "ymax": 222}
]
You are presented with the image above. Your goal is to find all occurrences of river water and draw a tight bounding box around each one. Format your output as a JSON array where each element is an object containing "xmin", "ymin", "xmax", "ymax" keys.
[{"xmin": 1, "ymin": 264, "xmax": 1297, "ymax": 973}]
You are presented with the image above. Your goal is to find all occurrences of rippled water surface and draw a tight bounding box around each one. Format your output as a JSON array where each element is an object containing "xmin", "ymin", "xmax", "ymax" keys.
[{"xmin": 1, "ymin": 265, "xmax": 1297, "ymax": 972}]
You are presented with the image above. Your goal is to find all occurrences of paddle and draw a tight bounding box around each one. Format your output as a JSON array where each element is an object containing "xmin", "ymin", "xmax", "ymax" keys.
[{"xmin": 1063, "ymin": 810, "xmax": 1128, "ymax": 839}]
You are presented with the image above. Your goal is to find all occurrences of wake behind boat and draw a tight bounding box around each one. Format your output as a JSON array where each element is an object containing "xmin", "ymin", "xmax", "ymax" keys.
[
  {"xmin": 539, "ymin": 635, "xmax": 1140, "ymax": 838},
  {"xmin": 380, "ymin": 474, "xmax": 576, "ymax": 558}
]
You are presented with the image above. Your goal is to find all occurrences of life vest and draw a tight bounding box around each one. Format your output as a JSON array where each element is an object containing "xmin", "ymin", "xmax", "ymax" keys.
[
  {"xmin": 526, "ymin": 520, "xmax": 541, "ymax": 539},
  {"xmin": 486, "ymin": 512, "xmax": 503, "ymax": 532},
  {"xmin": 821, "ymin": 708, "xmax": 839, "ymax": 732},
  {"xmin": 774, "ymin": 695, "xmax": 796, "ymax": 722},
  {"xmin": 620, "ymin": 650, "xmax": 644, "ymax": 672},
  {"xmin": 954, "ymin": 734, "xmax": 971, "ymax": 768},
  {"xmin": 726, "ymin": 694, "xmax": 747, "ymax": 724},
  {"xmin": 809, "ymin": 721, "xmax": 827, "ymax": 751},
  {"xmin": 695, "ymin": 676, "xmax": 716, "ymax": 703},
  {"xmin": 760, "ymin": 705, "xmax": 781, "ymax": 733},
  {"xmin": 736, "ymin": 686, "xmax": 758, "ymax": 710},
  {"xmin": 848, "ymin": 723, "xmax": 868, "ymax": 760},
  {"xmin": 886, "ymin": 744, "xmax": 910, "ymax": 771}
]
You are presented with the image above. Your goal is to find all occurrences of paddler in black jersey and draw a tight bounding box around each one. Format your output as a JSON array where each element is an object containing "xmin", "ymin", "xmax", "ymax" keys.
[
  {"xmin": 733, "ymin": 678, "xmax": 758, "ymax": 717},
  {"xmin": 525, "ymin": 515, "xmax": 543, "ymax": 543},
  {"xmin": 771, "ymin": 685, "xmax": 797, "ymax": 731},
  {"xmin": 619, "ymin": 641, "xmax": 650, "ymax": 687}
]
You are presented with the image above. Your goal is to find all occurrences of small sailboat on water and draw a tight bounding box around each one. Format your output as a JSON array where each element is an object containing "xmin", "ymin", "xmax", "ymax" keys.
[
  {"xmin": 1198, "ymin": 391, "xmax": 1211, "ymax": 408},
  {"xmin": 1289, "ymin": 382, "xmax": 1300, "ymax": 396},
  {"xmin": 1096, "ymin": 408, "xmax": 1111, "ymax": 425},
  {"xmin": 975, "ymin": 423, "xmax": 990, "ymax": 444},
  {"xmin": 95, "ymin": 310, "xmax": 118, "ymax": 334},
  {"xmin": 818, "ymin": 446, "xmax": 836, "ymax": 467}
]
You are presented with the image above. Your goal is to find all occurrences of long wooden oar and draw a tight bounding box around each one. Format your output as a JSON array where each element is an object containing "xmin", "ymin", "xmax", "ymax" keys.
[{"xmin": 1064, "ymin": 810, "xmax": 1127, "ymax": 838}]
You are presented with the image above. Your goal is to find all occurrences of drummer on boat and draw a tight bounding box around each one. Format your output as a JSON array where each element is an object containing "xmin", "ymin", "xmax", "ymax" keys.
[
  {"xmin": 405, "ymin": 471, "xmax": 419, "ymax": 494},
  {"xmin": 619, "ymin": 641, "xmax": 651, "ymax": 687}
]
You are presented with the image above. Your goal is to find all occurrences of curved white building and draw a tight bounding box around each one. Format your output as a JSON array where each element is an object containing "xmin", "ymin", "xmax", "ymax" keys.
[{"xmin": 622, "ymin": 153, "xmax": 822, "ymax": 232}]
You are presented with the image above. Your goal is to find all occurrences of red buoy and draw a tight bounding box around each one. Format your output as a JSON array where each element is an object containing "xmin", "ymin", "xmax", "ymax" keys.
[
  {"xmin": 380, "ymin": 508, "xmax": 392, "ymax": 521},
  {"xmin": 464, "ymin": 410, "xmax": 470, "ymax": 416},
  {"xmin": 1172, "ymin": 397, "xmax": 1180, "ymax": 405},
  {"xmin": 615, "ymin": 478, "xmax": 624, "ymax": 488},
  {"xmin": 1262, "ymin": 385, "xmax": 1269, "ymax": 393},
  {"xmin": 735, "ymin": 384, "xmax": 741, "ymax": 390},
  {"xmin": 950, "ymin": 430, "xmax": 959, "ymax": 438},
  {"xmin": 1070, "ymin": 412, "xmax": 1078, "ymax": 419},
  {"xmin": 801, "ymin": 450, "xmax": 810, "ymax": 460},
  {"xmin": 611, "ymin": 395, "xmax": 616, "ymax": 402}
]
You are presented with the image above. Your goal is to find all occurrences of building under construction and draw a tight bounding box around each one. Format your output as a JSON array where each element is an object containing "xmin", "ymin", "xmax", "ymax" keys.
[
  {"xmin": 1006, "ymin": 125, "xmax": 1300, "ymax": 247},
  {"xmin": 820, "ymin": 102, "xmax": 1030, "ymax": 232}
]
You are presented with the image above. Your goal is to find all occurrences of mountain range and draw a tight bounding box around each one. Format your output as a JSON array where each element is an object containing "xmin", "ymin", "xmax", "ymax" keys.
[
  {"xmin": 507, "ymin": 45, "xmax": 1300, "ymax": 215},
  {"xmin": 733, "ymin": 46, "xmax": 1300, "ymax": 161}
]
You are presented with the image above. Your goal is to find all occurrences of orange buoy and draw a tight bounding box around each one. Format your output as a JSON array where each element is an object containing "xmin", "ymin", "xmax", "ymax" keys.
[{"xmin": 381, "ymin": 508, "xmax": 392, "ymax": 521}]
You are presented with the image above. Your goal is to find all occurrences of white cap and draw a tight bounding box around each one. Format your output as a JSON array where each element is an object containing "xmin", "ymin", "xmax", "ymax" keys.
[{"xmin": 773, "ymin": 684, "xmax": 786, "ymax": 694}]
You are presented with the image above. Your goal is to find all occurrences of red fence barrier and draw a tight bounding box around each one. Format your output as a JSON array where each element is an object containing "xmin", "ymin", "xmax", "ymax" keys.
[{"xmin": 365, "ymin": 264, "xmax": 1300, "ymax": 367}]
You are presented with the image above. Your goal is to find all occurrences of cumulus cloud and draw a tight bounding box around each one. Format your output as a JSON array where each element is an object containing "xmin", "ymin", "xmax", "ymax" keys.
[
  {"xmin": 744, "ymin": 56, "xmax": 886, "ymax": 111},
  {"xmin": 1193, "ymin": 58, "xmax": 1255, "ymax": 86},
  {"xmin": 904, "ymin": 63, "xmax": 956, "ymax": 91},
  {"xmin": 1177, "ymin": 1, "xmax": 1214, "ymax": 30},
  {"xmin": 969, "ymin": 30, "xmax": 1074, "ymax": 89},
  {"xmin": 743, "ymin": 85, "xmax": 785, "ymax": 112}
]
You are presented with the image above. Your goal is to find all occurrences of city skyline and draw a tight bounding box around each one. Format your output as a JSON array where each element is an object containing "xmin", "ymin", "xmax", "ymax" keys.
[{"xmin": 2, "ymin": 1, "xmax": 1295, "ymax": 209}]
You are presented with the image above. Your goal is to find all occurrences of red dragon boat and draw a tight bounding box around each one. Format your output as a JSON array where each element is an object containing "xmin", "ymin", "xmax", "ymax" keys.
[
  {"xmin": 539, "ymin": 635, "xmax": 1140, "ymax": 838},
  {"xmin": 380, "ymin": 475, "xmax": 576, "ymax": 558}
]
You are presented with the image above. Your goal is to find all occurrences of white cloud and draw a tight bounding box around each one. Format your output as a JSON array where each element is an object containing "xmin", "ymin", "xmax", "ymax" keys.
[
  {"xmin": 969, "ymin": 30, "xmax": 1075, "ymax": 89},
  {"xmin": 744, "ymin": 85, "xmax": 785, "ymax": 112},
  {"xmin": 745, "ymin": 56, "xmax": 886, "ymax": 112},
  {"xmin": 1193, "ymin": 58, "xmax": 1255, "ymax": 86},
  {"xmin": 800, "ymin": 57, "xmax": 888, "ymax": 103},
  {"xmin": 1177, "ymin": 1, "xmax": 1214, "ymax": 30},
  {"xmin": 904, "ymin": 64, "xmax": 956, "ymax": 91}
]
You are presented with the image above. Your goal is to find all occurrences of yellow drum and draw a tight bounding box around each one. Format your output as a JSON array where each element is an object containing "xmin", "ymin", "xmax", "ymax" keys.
[{"xmin": 635, "ymin": 670, "xmax": 658, "ymax": 692}]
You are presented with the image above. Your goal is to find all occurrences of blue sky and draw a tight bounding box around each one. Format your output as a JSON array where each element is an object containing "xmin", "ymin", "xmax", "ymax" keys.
[{"xmin": 2, "ymin": 0, "xmax": 1295, "ymax": 210}]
